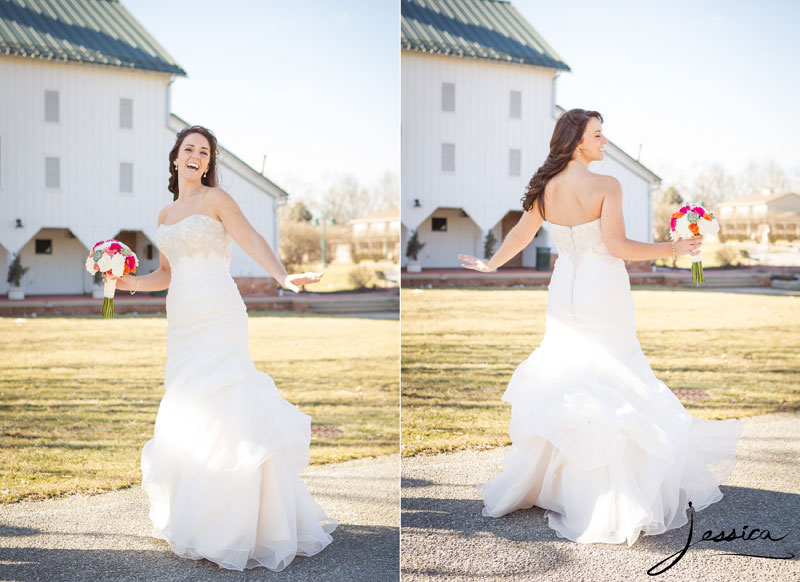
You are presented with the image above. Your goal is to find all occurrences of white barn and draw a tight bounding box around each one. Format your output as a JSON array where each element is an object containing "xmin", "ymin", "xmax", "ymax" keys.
[
  {"xmin": 400, "ymin": 0, "xmax": 661, "ymax": 269},
  {"xmin": 0, "ymin": 0, "xmax": 286, "ymax": 297}
]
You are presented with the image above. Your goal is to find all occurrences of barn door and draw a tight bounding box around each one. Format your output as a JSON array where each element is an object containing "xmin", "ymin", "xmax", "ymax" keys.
[{"xmin": 500, "ymin": 211, "xmax": 523, "ymax": 268}]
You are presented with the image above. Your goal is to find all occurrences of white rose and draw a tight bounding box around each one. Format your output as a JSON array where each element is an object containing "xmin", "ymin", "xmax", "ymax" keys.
[
  {"xmin": 110, "ymin": 253, "xmax": 125, "ymax": 277},
  {"xmin": 97, "ymin": 254, "xmax": 111, "ymax": 271},
  {"xmin": 85, "ymin": 255, "xmax": 97, "ymax": 273},
  {"xmin": 697, "ymin": 217, "xmax": 720, "ymax": 236},
  {"xmin": 674, "ymin": 216, "xmax": 693, "ymax": 239}
]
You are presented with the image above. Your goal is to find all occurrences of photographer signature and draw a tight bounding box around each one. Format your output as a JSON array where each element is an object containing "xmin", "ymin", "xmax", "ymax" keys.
[{"xmin": 647, "ymin": 501, "xmax": 794, "ymax": 576}]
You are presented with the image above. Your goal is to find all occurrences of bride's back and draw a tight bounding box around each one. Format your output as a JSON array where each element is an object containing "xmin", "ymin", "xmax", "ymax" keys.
[{"xmin": 541, "ymin": 167, "xmax": 606, "ymax": 227}]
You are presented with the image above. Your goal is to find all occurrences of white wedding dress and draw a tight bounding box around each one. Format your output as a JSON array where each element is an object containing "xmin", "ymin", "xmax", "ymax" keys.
[
  {"xmin": 141, "ymin": 213, "xmax": 337, "ymax": 571},
  {"xmin": 479, "ymin": 217, "xmax": 741, "ymax": 546}
]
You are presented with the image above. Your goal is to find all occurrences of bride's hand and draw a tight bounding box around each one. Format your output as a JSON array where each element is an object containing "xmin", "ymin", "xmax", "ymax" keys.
[
  {"xmin": 675, "ymin": 236, "xmax": 703, "ymax": 256},
  {"xmin": 281, "ymin": 272, "xmax": 323, "ymax": 293},
  {"xmin": 102, "ymin": 272, "xmax": 134, "ymax": 290},
  {"xmin": 459, "ymin": 254, "xmax": 492, "ymax": 272}
]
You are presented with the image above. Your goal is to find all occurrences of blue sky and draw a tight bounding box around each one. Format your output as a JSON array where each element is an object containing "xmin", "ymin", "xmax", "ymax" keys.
[
  {"xmin": 125, "ymin": 0, "xmax": 799, "ymax": 195},
  {"xmin": 125, "ymin": 0, "xmax": 399, "ymax": 194},
  {"xmin": 512, "ymin": 0, "xmax": 800, "ymax": 186}
]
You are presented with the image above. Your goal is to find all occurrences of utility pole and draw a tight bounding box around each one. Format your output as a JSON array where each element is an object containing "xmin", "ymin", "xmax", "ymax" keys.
[{"xmin": 316, "ymin": 211, "xmax": 335, "ymax": 267}]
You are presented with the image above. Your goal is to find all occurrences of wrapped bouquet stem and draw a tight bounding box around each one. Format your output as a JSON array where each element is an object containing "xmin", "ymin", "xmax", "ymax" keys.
[
  {"xmin": 85, "ymin": 240, "xmax": 139, "ymax": 318},
  {"xmin": 670, "ymin": 205, "xmax": 719, "ymax": 286}
]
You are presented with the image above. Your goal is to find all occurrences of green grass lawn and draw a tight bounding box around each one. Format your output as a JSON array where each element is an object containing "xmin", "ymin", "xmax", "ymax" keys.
[
  {"xmin": 0, "ymin": 312, "xmax": 398, "ymax": 503},
  {"xmin": 401, "ymin": 288, "xmax": 800, "ymax": 457}
]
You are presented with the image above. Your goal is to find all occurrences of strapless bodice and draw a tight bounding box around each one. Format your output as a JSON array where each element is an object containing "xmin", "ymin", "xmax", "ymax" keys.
[
  {"xmin": 547, "ymin": 218, "xmax": 612, "ymax": 265},
  {"xmin": 155, "ymin": 213, "xmax": 232, "ymax": 276}
]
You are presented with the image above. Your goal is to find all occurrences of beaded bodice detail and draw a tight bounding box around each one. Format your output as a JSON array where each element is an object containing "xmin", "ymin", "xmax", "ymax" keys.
[
  {"xmin": 547, "ymin": 218, "xmax": 610, "ymax": 265},
  {"xmin": 155, "ymin": 213, "xmax": 232, "ymax": 271}
]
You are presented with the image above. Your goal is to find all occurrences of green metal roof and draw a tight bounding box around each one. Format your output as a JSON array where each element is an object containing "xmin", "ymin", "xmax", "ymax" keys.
[
  {"xmin": 402, "ymin": 0, "xmax": 570, "ymax": 71},
  {"xmin": 0, "ymin": 0, "xmax": 185, "ymax": 75}
]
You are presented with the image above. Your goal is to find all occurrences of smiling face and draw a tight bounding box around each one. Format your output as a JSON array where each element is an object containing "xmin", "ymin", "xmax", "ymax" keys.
[
  {"xmin": 176, "ymin": 132, "xmax": 211, "ymax": 180},
  {"xmin": 575, "ymin": 117, "xmax": 608, "ymax": 163}
]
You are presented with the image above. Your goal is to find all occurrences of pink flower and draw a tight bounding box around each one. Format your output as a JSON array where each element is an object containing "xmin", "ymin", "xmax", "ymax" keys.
[
  {"xmin": 109, "ymin": 242, "xmax": 122, "ymax": 253},
  {"xmin": 679, "ymin": 205, "xmax": 691, "ymax": 213},
  {"xmin": 692, "ymin": 206, "xmax": 705, "ymax": 216},
  {"xmin": 125, "ymin": 255, "xmax": 135, "ymax": 269},
  {"xmin": 670, "ymin": 217, "xmax": 677, "ymax": 230}
]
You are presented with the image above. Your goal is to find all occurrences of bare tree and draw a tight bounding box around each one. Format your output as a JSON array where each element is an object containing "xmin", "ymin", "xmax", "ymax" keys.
[
  {"xmin": 374, "ymin": 171, "xmax": 399, "ymax": 211},
  {"xmin": 742, "ymin": 159, "xmax": 791, "ymax": 195},
  {"xmin": 318, "ymin": 175, "xmax": 373, "ymax": 225},
  {"xmin": 652, "ymin": 185, "xmax": 684, "ymax": 242},
  {"xmin": 689, "ymin": 164, "xmax": 737, "ymax": 209}
]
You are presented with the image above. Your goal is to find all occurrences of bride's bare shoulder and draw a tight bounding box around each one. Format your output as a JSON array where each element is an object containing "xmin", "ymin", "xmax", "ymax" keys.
[
  {"xmin": 158, "ymin": 203, "xmax": 174, "ymax": 225},
  {"xmin": 594, "ymin": 174, "xmax": 622, "ymax": 196}
]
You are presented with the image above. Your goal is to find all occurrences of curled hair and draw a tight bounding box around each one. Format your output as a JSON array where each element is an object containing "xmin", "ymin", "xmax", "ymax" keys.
[
  {"xmin": 168, "ymin": 125, "xmax": 219, "ymax": 201},
  {"xmin": 521, "ymin": 109, "xmax": 603, "ymax": 218}
]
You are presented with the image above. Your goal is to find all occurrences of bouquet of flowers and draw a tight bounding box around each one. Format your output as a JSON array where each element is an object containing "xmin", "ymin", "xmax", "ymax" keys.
[
  {"xmin": 670, "ymin": 205, "xmax": 720, "ymax": 285},
  {"xmin": 85, "ymin": 240, "xmax": 139, "ymax": 318}
]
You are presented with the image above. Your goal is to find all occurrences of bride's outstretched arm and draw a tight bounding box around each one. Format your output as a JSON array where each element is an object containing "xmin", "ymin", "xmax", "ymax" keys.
[
  {"xmin": 460, "ymin": 207, "xmax": 543, "ymax": 271},
  {"xmin": 207, "ymin": 188, "xmax": 290, "ymax": 286},
  {"xmin": 601, "ymin": 177, "xmax": 702, "ymax": 260}
]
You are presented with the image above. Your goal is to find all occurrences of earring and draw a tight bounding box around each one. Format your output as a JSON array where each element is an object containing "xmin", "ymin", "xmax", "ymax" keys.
[
  {"xmin": 203, "ymin": 171, "xmax": 207, "ymax": 179},
  {"xmin": 173, "ymin": 162, "xmax": 178, "ymax": 170}
]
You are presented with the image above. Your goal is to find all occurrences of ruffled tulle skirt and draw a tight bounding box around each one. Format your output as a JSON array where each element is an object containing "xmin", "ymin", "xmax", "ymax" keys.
[
  {"xmin": 141, "ymin": 267, "xmax": 336, "ymax": 571},
  {"xmin": 480, "ymin": 257, "xmax": 741, "ymax": 546}
]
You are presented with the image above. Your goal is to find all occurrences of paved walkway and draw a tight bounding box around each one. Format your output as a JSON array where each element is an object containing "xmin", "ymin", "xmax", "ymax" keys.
[
  {"xmin": 401, "ymin": 412, "xmax": 799, "ymax": 582},
  {"xmin": 0, "ymin": 455, "xmax": 399, "ymax": 582}
]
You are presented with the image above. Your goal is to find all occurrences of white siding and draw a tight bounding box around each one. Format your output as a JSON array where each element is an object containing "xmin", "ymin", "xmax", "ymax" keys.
[
  {"xmin": 414, "ymin": 208, "xmax": 481, "ymax": 268},
  {"xmin": 0, "ymin": 56, "xmax": 283, "ymax": 294},
  {"xmin": 17, "ymin": 228, "xmax": 86, "ymax": 294},
  {"xmin": 0, "ymin": 56, "xmax": 173, "ymax": 266},
  {"xmin": 401, "ymin": 52, "xmax": 556, "ymax": 233}
]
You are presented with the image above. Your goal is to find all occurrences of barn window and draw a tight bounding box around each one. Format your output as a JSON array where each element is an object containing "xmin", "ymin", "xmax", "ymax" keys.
[
  {"xmin": 510, "ymin": 91, "xmax": 522, "ymax": 118},
  {"xmin": 442, "ymin": 83, "xmax": 455, "ymax": 112},
  {"xmin": 35, "ymin": 239, "xmax": 52, "ymax": 254},
  {"xmin": 45, "ymin": 157, "xmax": 60, "ymax": 188},
  {"xmin": 120, "ymin": 98, "xmax": 133, "ymax": 128},
  {"xmin": 146, "ymin": 244, "xmax": 154, "ymax": 260},
  {"xmin": 432, "ymin": 217, "xmax": 447, "ymax": 232},
  {"xmin": 442, "ymin": 143, "xmax": 455, "ymax": 172},
  {"xmin": 120, "ymin": 162, "xmax": 133, "ymax": 193},
  {"xmin": 45, "ymin": 90, "xmax": 59, "ymax": 122},
  {"xmin": 509, "ymin": 149, "xmax": 521, "ymax": 176}
]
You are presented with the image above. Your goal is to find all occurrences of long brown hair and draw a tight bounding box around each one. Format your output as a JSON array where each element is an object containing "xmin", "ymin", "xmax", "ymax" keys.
[
  {"xmin": 168, "ymin": 126, "xmax": 219, "ymax": 201},
  {"xmin": 521, "ymin": 109, "xmax": 603, "ymax": 218}
]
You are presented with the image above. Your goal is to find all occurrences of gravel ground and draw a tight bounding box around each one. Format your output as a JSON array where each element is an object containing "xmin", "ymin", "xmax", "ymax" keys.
[
  {"xmin": 401, "ymin": 412, "xmax": 800, "ymax": 582},
  {"xmin": 0, "ymin": 454, "xmax": 399, "ymax": 582}
]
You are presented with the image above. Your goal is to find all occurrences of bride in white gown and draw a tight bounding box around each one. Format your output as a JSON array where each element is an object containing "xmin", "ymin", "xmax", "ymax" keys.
[
  {"xmin": 108, "ymin": 126, "xmax": 337, "ymax": 570},
  {"xmin": 459, "ymin": 109, "xmax": 741, "ymax": 546}
]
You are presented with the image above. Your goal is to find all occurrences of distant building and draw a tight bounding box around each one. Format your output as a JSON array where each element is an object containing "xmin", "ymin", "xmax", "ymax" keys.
[
  {"xmin": 719, "ymin": 191, "xmax": 800, "ymax": 242},
  {"xmin": 400, "ymin": 0, "xmax": 660, "ymax": 269},
  {"xmin": 350, "ymin": 208, "xmax": 401, "ymax": 261},
  {"xmin": 0, "ymin": 0, "xmax": 286, "ymax": 296}
]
